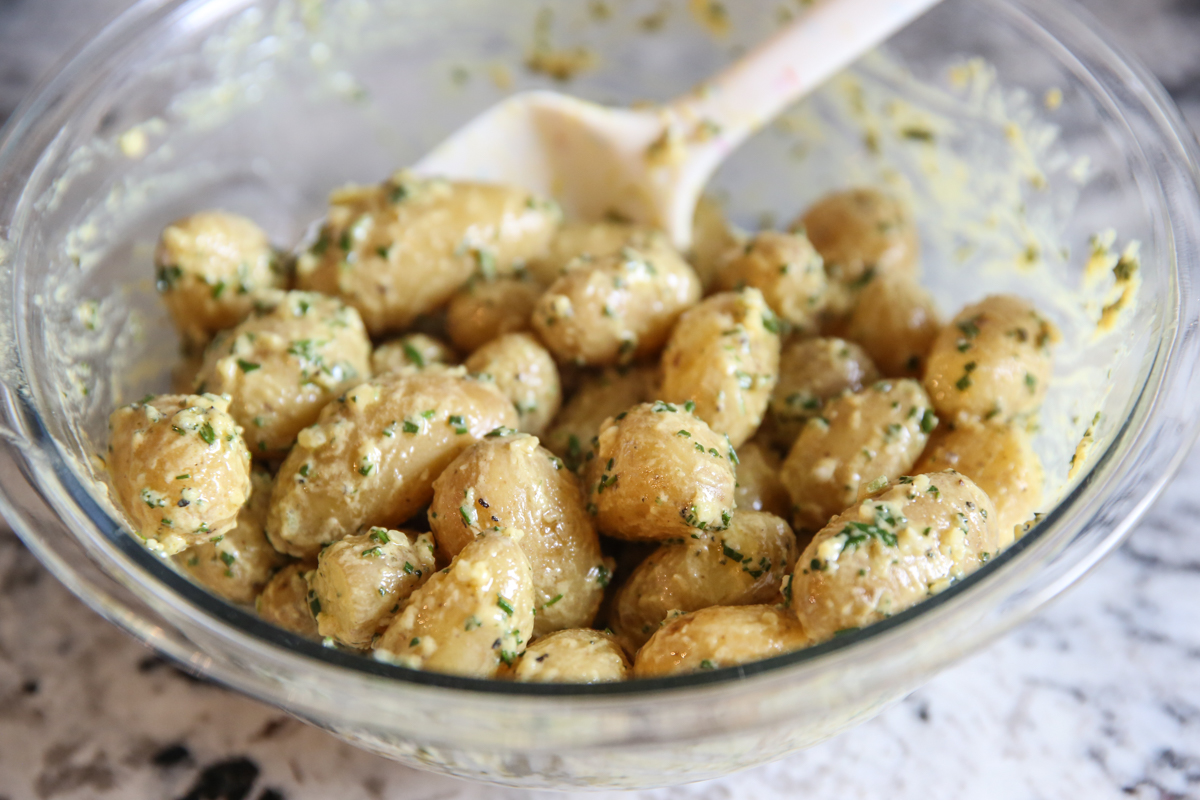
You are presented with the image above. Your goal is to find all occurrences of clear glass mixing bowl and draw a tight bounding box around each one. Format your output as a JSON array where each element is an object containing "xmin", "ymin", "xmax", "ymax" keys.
[{"xmin": 1, "ymin": 0, "xmax": 1198, "ymax": 789}]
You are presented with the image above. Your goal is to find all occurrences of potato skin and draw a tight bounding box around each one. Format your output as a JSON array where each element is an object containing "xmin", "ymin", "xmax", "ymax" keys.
[
  {"xmin": 256, "ymin": 562, "xmax": 319, "ymax": 639},
  {"xmin": 633, "ymin": 605, "xmax": 809, "ymax": 678},
  {"xmin": 659, "ymin": 288, "xmax": 781, "ymax": 448},
  {"xmin": 373, "ymin": 530, "xmax": 535, "ymax": 677},
  {"xmin": 296, "ymin": 173, "xmax": 560, "ymax": 335},
  {"xmin": 532, "ymin": 241, "xmax": 701, "ymax": 366},
  {"xmin": 584, "ymin": 402, "xmax": 737, "ymax": 541},
  {"xmin": 107, "ymin": 393, "xmax": 252, "ymax": 554},
  {"xmin": 372, "ymin": 333, "xmax": 457, "ymax": 375},
  {"xmin": 914, "ymin": 418, "xmax": 1044, "ymax": 535},
  {"xmin": 526, "ymin": 220, "xmax": 655, "ymax": 286},
  {"xmin": 715, "ymin": 231, "xmax": 827, "ymax": 332},
  {"xmin": 611, "ymin": 510, "xmax": 797, "ymax": 651},
  {"xmin": 194, "ymin": 291, "xmax": 372, "ymax": 458},
  {"xmin": 845, "ymin": 273, "xmax": 940, "ymax": 378},
  {"xmin": 446, "ymin": 277, "xmax": 541, "ymax": 353},
  {"xmin": 154, "ymin": 211, "xmax": 284, "ymax": 349},
  {"xmin": 266, "ymin": 369, "xmax": 518, "ymax": 558},
  {"xmin": 781, "ymin": 379, "xmax": 935, "ymax": 533},
  {"xmin": 309, "ymin": 527, "xmax": 437, "ymax": 648},
  {"xmin": 789, "ymin": 471, "xmax": 1001, "ymax": 641},
  {"xmin": 512, "ymin": 629, "xmax": 630, "ymax": 683},
  {"xmin": 464, "ymin": 333, "xmax": 562, "ymax": 437},
  {"xmin": 430, "ymin": 433, "xmax": 610, "ymax": 636},
  {"xmin": 733, "ymin": 439, "xmax": 791, "ymax": 520},
  {"xmin": 763, "ymin": 337, "xmax": 880, "ymax": 452},
  {"xmin": 174, "ymin": 467, "xmax": 285, "ymax": 603},
  {"xmin": 924, "ymin": 295, "xmax": 1055, "ymax": 422},
  {"xmin": 543, "ymin": 365, "xmax": 658, "ymax": 471}
]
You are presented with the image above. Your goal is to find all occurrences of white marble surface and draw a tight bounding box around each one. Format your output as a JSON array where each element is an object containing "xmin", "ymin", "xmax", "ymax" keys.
[{"xmin": 2, "ymin": 0, "xmax": 1200, "ymax": 798}]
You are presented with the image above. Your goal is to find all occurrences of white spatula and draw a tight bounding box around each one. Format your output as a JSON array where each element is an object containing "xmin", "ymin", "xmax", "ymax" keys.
[{"xmin": 413, "ymin": 0, "xmax": 941, "ymax": 249}]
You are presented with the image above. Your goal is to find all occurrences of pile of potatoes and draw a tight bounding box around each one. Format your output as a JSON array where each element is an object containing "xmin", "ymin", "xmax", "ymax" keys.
[{"xmin": 104, "ymin": 172, "xmax": 1055, "ymax": 682}]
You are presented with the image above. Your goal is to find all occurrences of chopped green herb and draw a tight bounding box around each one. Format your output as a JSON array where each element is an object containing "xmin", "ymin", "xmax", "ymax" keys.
[
  {"xmin": 369, "ymin": 528, "xmax": 391, "ymax": 544},
  {"xmin": 677, "ymin": 429, "xmax": 691, "ymax": 437},
  {"xmin": 699, "ymin": 659, "xmax": 716, "ymax": 670},
  {"xmin": 361, "ymin": 546, "xmax": 383, "ymax": 557},
  {"xmin": 403, "ymin": 419, "xmax": 420, "ymax": 434},
  {"xmin": 175, "ymin": 474, "xmax": 190, "ymax": 481},
  {"xmin": 198, "ymin": 423, "xmax": 216, "ymax": 445},
  {"xmin": 497, "ymin": 595, "xmax": 515, "ymax": 616},
  {"xmin": 722, "ymin": 542, "xmax": 745, "ymax": 562},
  {"xmin": 236, "ymin": 359, "xmax": 261, "ymax": 373}
]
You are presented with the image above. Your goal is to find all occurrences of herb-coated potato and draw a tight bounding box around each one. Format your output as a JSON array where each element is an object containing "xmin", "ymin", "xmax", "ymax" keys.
[
  {"xmin": 373, "ymin": 530, "xmax": 535, "ymax": 677},
  {"xmin": 924, "ymin": 295, "xmax": 1056, "ymax": 422},
  {"xmin": 295, "ymin": 172, "xmax": 560, "ymax": 335},
  {"xmin": 512, "ymin": 629, "xmax": 630, "ymax": 683},
  {"xmin": 659, "ymin": 288, "xmax": 781, "ymax": 448},
  {"xmin": 584, "ymin": 402, "xmax": 737, "ymax": 540},
  {"xmin": 689, "ymin": 195, "xmax": 746, "ymax": 291},
  {"xmin": 611, "ymin": 510, "xmax": 797, "ymax": 651},
  {"xmin": 194, "ymin": 291, "xmax": 372, "ymax": 458},
  {"xmin": 464, "ymin": 333, "xmax": 562, "ymax": 437},
  {"xmin": 781, "ymin": 379, "xmax": 936, "ymax": 533},
  {"xmin": 445, "ymin": 277, "xmax": 541, "ymax": 353},
  {"xmin": 733, "ymin": 439, "xmax": 791, "ymax": 520},
  {"xmin": 632, "ymin": 605, "xmax": 809, "ymax": 678},
  {"xmin": 430, "ymin": 433, "xmax": 610, "ymax": 636},
  {"xmin": 532, "ymin": 242, "xmax": 701, "ymax": 367},
  {"xmin": 914, "ymin": 418, "xmax": 1044, "ymax": 535},
  {"xmin": 154, "ymin": 211, "xmax": 284, "ymax": 349},
  {"xmin": 266, "ymin": 369, "xmax": 518, "ymax": 558},
  {"xmin": 525, "ymin": 220, "xmax": 656, "ymax": 285},
  {"xmin": 371, "ymin": 333, "xmax": 457, "ymax": 375},
  {"xmin": 714, "ymin": 230, "xmax": 827, "ymax": 332},
  {"xmin": 543, "ymin": 365, "xmax": 658, "ymax": 471},
  {"xmin": 255, "ymin": 562, "xmax": 319, "ymax": 639},
  {"xmin": 763, "ymin": 337, "xmax": 880, "ymax": 451},
  {"xmin": 309, "ymin": 527, "xmax": 437, "ymax": 648},
  {"xmin": 789, "ymin": 471, "xmax": 1002, "ymax": 641},
  {"xmin": 845, "ymin": 273, "xmax": 940, "ymax": 377},
  {"xmin": 107, "ymin": 393, "xmax": 252, "ymax": 554},
  {"xmin": 174, "ymin": 467, "xmax": 285, "ymax": 603}
]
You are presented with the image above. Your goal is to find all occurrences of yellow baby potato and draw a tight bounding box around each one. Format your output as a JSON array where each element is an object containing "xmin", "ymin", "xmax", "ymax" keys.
[
  {"xmin": 688, "ymin": 195, "xmax": 747, "ymax": 291},
  {"xmin": 255, "ymin": 562, "xmax": 319, "ymax": 639},
  {"xmin": 296, "ymin": 172, "xmax": 560, "ymax": 335},
  {"xmin": 584, "ymin": 402, "xmax": 737, "ymax": 541},
  {"xmin": 715, "ymin": 230, "xmax": 828, "ymax": 332},
  {"xmin": 732, "ymin": 439, "xmax": 792, "ymax": 520},
  {"xmin": 445, "ymin": 276, "xmax": 542, "ymax": 353},
  {"xmin": 266, "ymin": 369, "xmax": 517, "ymax": 558},
  {"xmin": 194, "ymin": 291, "xmax": 372, "ymax": 458},
  {"xmin": 633, "ymin": 605, "xmax": 810, "ymax": 678},
  {"xmin": 107, "ymin": 393, "xmax": 252, "ymax": 554},
  {"xmin": 659, "ymin": 288, "xmax": 781, "ymax": 448},
  {"xmin": 512, "ymin": 629, "xmax": 630, "ymax": 683},
  {"xmin": 781, "ymin": 379, "xmax": 936, "ymax": 533},
  {"xmin": 789, "ymin": 471, "xmax": 1002, "ymax": 641},
  {"xmin": 464, "ymin": 332, "xmax": 562, "ymax": 437},
  {"xmin": 542, "ymin": 365, "xmax": 659, "ymax": 471},
  {"xmin": 526, "ymin": 220, "xmax": 658, "ymax": 285},
  {"xmin": 764, "ymin": 337, "xmax": 880, "ymax": 451},
  {"xmin": 374, "ymin": 530, "xmax": 535, "ymax": 677},
  {"xmin": 371, "ymin": 333, "xmax": 457, "ymax": 375},
  {"xmin": 845, "ymin": 273, "xmax": 940, "ymax": 378}
]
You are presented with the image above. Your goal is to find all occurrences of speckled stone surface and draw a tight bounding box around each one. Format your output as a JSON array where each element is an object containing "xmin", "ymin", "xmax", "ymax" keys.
[{"xmin": 1, "ymin": 1, "xmax": 1199, "ymax": 798}]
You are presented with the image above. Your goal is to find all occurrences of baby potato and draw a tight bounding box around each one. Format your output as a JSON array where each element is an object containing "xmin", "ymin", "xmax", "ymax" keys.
[
  {"xmin": 532, "ymin": 242, "xmax": 701, "ymax": 366},
  {"xmin": 633, "ymin": 605, "xmax": 809, "ymax": 678},
  {"xmin": 795, "ymin": 188, "xmax": 919, "ymax": 315},
  {"xmin": 374, "ymin": 530, "xmax": 535, "ymax": 677},
  {"xmin": 445, "ymin": 277, "xmax": 542, "ymax": 353},
  {"xmin": 526, "ymin": 220, "xmax": 656, "ymax": 285},
  {"xmin": 714, "ymin": 230, "xmax": 827, "ymax": 332},
  {"xmin": 255, "ymin": 561, "xmax": 319, "ymax": 639},
  {"xmin": 512, "ymin": 629, "xmax": 630, "ymax": 683},
  {"xmin": 266, "ymin": 369, "xmax": 518, "ymax": 558},
  {"xmin": 309, "ymin": 527, "xmax": 437, "ymax": 648},
  {"xmin": 154, "ymin": 210, "xmax": 284, "ymax": 349},
  {"xmin": 611, "ymin": 510, "xmax": 797, "ymax": 651},
  {"xmin": 107, "ymin": 393, "xmax": 252, "ymax": 554},
  {"xmin": 584, "ymin": 402, "xmax": 737, "ymax": 541},
  {"xmin": 733, "ymin": 439, "xmax": 791, "ymax": 519},
  {"xmin": 430, "ymin": 432, "xmax": 610, "ymax": 635},
  {"xmin": 659, "ymin": 288, "xmax": 781, "ymax": 448},
  {"xmin": 194, "ymin": 291, "xmax": 372, "ymax": 458},
  {"xmin": 781, "ymin": 379, "xmax": 936, "ymax": 533},
  {"xmin": 372, "ymin": 333, "xmax": 457, "ymax": 375},
  {"xmin": 543, "ymin": 365, "xmax": 658, "ymax": 471},
  {"xmin": 174, "ymin": 467, "xmax": 285, "ymax": 604},
  {"xmin": 689, "ymin": 195, "xmax": 746, "ymax": 291},
  {"xmin": 924, "ymin": 295, "xmax": 1056, "ymax": 422},
  {"xmin": 296, "ymin": 172, "xmax": 560, "ymax": 335},
  {"xmin": 464, "ymin": 333, "xmax": 562, "ymax": 437},
  {"xmin": 845, "ymin": 273, "xmax": 940, "ymax": 378},
  {"xmin": 763, "ymin": 337, "xmax": 880, "ymax": 452},
  {"xmin": 914, "ymin": 418, "xmax": 1044, "ymax": 535},
  {"xmin": 789, "ymin": 471, "xmax": 1001, "ymax": 641}
]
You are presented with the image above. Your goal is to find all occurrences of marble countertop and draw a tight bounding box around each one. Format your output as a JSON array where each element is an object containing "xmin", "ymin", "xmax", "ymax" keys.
[{"xmin": 1, "ymin": 0, "xmax": 1199, "ymax": 798}]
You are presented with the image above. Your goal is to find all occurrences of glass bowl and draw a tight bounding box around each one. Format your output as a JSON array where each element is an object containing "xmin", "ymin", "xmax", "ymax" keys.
[{"xmin": 1, "ymin": 0, "xmax": 1198, "ymax": 789}]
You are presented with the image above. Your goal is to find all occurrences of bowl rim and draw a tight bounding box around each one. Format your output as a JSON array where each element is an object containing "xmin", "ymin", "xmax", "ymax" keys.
[{"xmin": 1, "ymin": 0, "xmax": 1199, "ymax": 705}]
